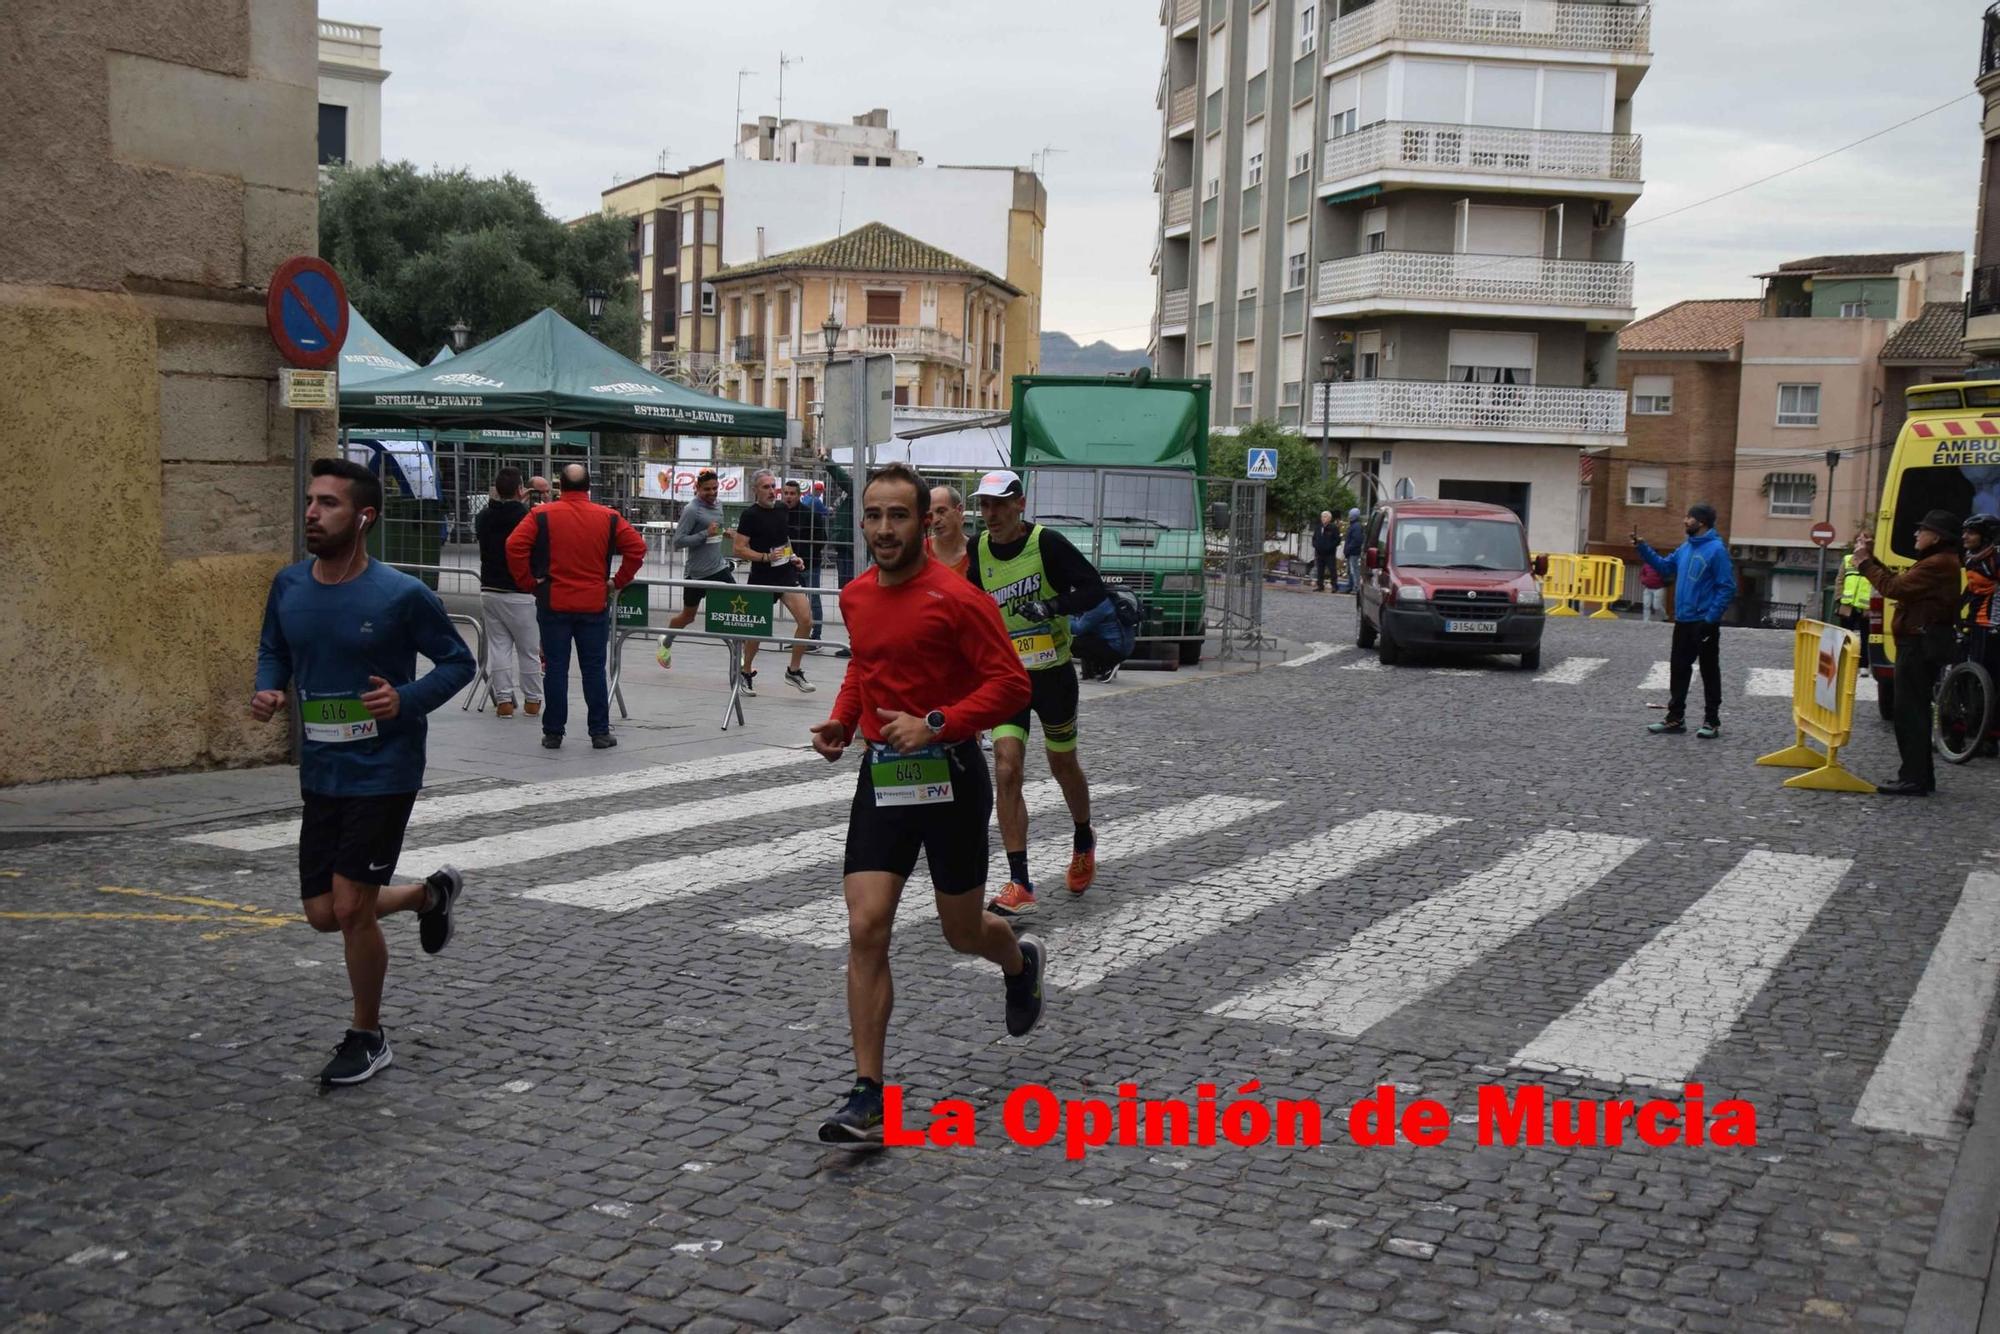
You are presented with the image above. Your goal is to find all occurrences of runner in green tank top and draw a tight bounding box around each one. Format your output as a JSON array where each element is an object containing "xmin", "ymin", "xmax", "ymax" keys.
[{"xmin": 967, "ymin": 470, "xmax": 1107, "ymax": 919}]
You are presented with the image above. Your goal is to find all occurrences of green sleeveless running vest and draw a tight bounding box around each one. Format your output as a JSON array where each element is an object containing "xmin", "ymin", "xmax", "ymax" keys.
[{"xmin": 977, "ymin": 526, "xmax": 1070, "ymax": 671}]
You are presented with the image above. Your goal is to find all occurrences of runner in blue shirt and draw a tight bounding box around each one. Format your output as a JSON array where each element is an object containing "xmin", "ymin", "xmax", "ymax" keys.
[{"xmin": 252, "ymin": 458, "xmax": 477, "ymax": 1086}]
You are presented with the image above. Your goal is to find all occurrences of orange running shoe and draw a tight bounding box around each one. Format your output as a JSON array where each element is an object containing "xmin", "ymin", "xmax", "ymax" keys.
[
  {"xmin": 1066, "ymin": 848, "xmax": 1097, "ymax": 895},
  {"xmin": 988, "ymin": 881, "xmax": 1038, "ymax": 919}
]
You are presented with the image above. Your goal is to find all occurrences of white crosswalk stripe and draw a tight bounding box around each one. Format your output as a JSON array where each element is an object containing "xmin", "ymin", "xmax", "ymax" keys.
[
  {"xmin": 1050, "ymin": 811, "xmax": 1463, "ymax": 991},
  {"xmin": 1534, "ymin": 657, "xmax": 1608, "ymax": 685},
  {"xmin": 1209, "ymin": 830, "xmax": 1644, "ymax": 1036},
  {"xmin": 396, "ymin": 774, "xmax": 855, "ymax": 874},
  {"xmin": 1281, "ymin": 643, "xmax": 1349, "ymax": 668},
  {"xmin": 1638, "ymin": 661, "xmax": 1670, "ymax": 690},
  {"xmin": 182, "ymin": 748, "xmax": 812, "ymax": 852},
  {"xmin": 1342, "ymin": 657, "xmax": 1384, "ymax": 672},
  {"xmin": 1748, "ymin": 664, "xmax": 1876, "ymax": 702},
  {"xmin": 526, "ymin": 779, "xmax": 1093, "ymax": 913},
  {"xmin": 1511, "ymin": 850, "xmax": 1851, "ymax": 1087},
  {"xmin": 1853, "ymin": 872, "xmax": 2000, "ymax": 1139},
  {"xmin": 729, "ymin": 788, "xmax": 1223, "ymax": 948}
]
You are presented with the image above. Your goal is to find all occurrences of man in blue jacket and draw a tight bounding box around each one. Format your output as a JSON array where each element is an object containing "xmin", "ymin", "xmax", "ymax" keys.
[{"xmin": 1632, "ymin": 502, "xmax": 1735, "ymax": 739}]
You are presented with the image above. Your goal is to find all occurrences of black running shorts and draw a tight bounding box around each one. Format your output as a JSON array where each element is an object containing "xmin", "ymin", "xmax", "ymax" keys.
[
  {"xmin": 994, "ymin": 661, "xmax": 1080, "ymax": 753},
  {"xmin": 842, "ymin": 740, "xmax": 994, "ymax": 895},
  {"xmin": 298, "ymin": 790, "xmax": 420, "ymax": 899},
  {"xmin": 683, "ymin": 566, "xmax": 735, "ymax": 611}
]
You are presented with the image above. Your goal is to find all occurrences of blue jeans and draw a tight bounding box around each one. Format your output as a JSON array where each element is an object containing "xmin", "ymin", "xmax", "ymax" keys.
[
  {"xmin": 538, "ymin": 609, "xmax": 611, "ymax": 738},
  {"xmin": 802, "ymin": 562, "xmax": 825, "ymax": 639}
]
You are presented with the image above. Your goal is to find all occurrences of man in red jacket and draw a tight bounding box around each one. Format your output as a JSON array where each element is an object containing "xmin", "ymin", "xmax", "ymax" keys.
[
  {"xmin": 807, "ymin": 463, "xmax": 1037, "ymax": 1148},
  {"xmin": 506, "ymin": 464, "xmax": 648, "ymax": 751}
]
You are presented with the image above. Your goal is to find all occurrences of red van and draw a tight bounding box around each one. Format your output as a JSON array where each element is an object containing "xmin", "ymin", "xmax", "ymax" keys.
[{"xmin": 1355, "ymin": 499, "xmax": 1548, "ymax": 669}]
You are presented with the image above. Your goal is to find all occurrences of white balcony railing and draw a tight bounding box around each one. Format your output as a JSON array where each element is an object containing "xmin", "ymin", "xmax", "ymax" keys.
[
  {"xmin": 1328, "ymin": 0, "xmax": 1651, "ymax": 61},
  {"xmin": 1310, "ymin": 379, "xmax": 1626, "ymax": 436},
  {"xmin": 1161, "ymin": 288, "xmax": 1190, "ymax": 328},
  {"xmin": 801, "ymin": 324, "xmax": 968, "ymax": 361},
  {"xmin": 1322, "ymin": 121, "xmax": 1642, "ymax": 187},
  {"xmin": 1169, "ymin": 84, "xmax": 1198, "ymax": 127},
  {"xmin": 1315, "ymin": 251, "xmax": 1633, "ymax": 311},
  {"xmin": 1165, "ymin": 187, "xmax": 1194, "ymax": 230}
]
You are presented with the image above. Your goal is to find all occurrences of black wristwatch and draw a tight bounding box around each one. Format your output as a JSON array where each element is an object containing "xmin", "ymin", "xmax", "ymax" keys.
[{"xmin": 925, "ymin": 709, "xmax": 947, "ymax": 736}]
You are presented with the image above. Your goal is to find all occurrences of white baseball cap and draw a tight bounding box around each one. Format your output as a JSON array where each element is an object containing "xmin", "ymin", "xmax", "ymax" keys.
[{"xmin": 972, "ymin": 469, "xmax": 1024, "ymax": 499}]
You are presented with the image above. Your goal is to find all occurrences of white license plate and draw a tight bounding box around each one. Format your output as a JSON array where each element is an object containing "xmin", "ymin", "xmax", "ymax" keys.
[{"xmin": 1443, "ymin": 619, "xmax": 1497, "ymax": 634}]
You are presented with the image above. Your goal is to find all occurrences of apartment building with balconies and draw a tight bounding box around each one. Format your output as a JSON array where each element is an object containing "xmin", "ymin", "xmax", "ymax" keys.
[
  {"xmin": 599, "ymin": 162, "xmax": 728, "ymax": 388},
  {"xmin": 1149, "ymin": 0, "xmax": 1649, "ymax": 552},
  {"xmin": 708, "ymin": 222, "xmax": 1020, "ymax": 446}
]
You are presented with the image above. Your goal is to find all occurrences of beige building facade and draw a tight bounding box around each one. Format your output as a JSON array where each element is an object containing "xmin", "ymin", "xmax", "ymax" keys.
[
  {"xmin": 709, "ymin": 223, "xmax": 1020, "ymax": 444},
  {"xmin": 598, "ymin": 163, "xmax": 728, "ymax": 387},
  {"xmin": 317, "ymin": 18, "xmax": 388, "ymax": 168},
  {"xmin": 1, "ymin": 0, "xmax": 328, "ymax": 785}
]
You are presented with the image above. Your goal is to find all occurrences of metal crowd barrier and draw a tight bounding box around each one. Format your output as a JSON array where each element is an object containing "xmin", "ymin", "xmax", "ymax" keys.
[{"xmin": 389, "ymin": 561, "xmax": 849, "ymax": 733}]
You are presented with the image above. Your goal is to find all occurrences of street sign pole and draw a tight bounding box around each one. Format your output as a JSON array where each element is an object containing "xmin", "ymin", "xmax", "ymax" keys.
[{"xmin": 1812, "ymin": 450, "xmax": 1841, "ymax": 617}]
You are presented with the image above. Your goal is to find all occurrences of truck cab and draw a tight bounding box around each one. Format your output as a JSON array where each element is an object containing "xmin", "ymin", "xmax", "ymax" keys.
[
  {"xmin": 1009, "ymin": 372, "xmax": 1210, "ymax": 664},
  {"xmin": 1355, "ymin": 498, "xmax": 1547, "ymax": 669}
]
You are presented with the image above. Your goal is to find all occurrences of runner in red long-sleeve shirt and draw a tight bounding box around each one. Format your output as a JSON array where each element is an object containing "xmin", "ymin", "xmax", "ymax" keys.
[{"xmin": 807, "ymin": 463, "xmax": 1040, "ymax": 1147}]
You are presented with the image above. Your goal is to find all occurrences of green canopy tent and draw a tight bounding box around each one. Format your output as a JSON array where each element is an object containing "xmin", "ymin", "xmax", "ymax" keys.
[
  {"xmin": 339, "ymin": 304, "xmax": 421, "ymax": 384},
  {"xmin": 341, "ymin": 307, "xmax": 785, "ymax": 476},
  {"xmin": 428, "ymin": 345, "xmax": 455, "ymax": 365}
]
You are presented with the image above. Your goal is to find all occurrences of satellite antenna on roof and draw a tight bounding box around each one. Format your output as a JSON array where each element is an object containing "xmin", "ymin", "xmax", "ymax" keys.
[{"xmin": 778, "ymin": 51, "xmax": 803, "ymax": 125}]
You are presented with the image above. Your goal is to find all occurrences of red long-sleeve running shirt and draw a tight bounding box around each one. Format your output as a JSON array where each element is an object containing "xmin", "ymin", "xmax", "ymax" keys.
[{"xmin": 831, "ymin": 556, "xmax": 1031, "ymax": 746}]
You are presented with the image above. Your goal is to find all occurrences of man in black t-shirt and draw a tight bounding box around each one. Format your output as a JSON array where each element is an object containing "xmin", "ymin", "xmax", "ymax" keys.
[
  {"xmin": 732, "ymin": 469, "xmax": 816, "ymax": 695},
  {"xmin": 473, "ymin": 466, "xmax": 542, "ymax": 717}
]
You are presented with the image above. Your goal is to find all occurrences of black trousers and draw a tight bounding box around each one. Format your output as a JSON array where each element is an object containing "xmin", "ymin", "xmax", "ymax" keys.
[
  {"xmin": 1667, "ymin": 620, "xmax": 1722, "ymax": 725},
  {"xmin": 1314, "ymin": 553, "xmax": 1337, "ymax": 588},
  {"xmin": 1891, "ymin": 634, "xmax": 1941, "ymax": 789}
]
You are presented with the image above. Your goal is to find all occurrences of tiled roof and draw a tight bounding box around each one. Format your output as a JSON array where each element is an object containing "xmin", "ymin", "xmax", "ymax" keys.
[
  {"xmin": 713, "ymin": 221, "xmax": 1020, "ymax": 293},
  {"xmin": 1618, "ymin": 299, "xmax": 1760, "ymax": 353},
  {"xmin": 1880, "ymin": 301, "xmax": 1971, "ymax": 363},
  {"xmin": 1766, "ymin": 252, "xmax": 1958, "ymax": 277}
]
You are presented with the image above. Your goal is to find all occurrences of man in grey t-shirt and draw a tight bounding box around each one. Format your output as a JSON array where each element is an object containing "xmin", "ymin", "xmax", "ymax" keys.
[{"xmin": 656, "ymin": 470, "xmax": 735, "ymax": 669}]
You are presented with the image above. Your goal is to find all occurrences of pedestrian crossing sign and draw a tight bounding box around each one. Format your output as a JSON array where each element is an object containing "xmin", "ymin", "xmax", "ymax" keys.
[{"xmin": 1247, "ymin": 447, "xmax": 1278, "ymax": 480}]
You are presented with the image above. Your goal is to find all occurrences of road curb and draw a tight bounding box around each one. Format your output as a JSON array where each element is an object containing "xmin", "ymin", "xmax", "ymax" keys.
[{"xmin": 1904, "ymin": 1015, "xmax": 2000, "ymax": 1331}]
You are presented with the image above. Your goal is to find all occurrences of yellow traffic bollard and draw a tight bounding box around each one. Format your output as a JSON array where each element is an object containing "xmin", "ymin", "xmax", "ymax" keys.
[{"xmin": 1754, "ymin": 620, "xmax": 1876, "ymax": 793}]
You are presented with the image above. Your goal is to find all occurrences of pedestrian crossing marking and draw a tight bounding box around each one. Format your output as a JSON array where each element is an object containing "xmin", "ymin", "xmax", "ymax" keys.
[
  {"xmin": 1638, "ymin": 662, "xmax": 1670, "ymax": 690},
  {"xmin": 396, "ymin": 774, "xmax": 856, "ymax": 873},
  {"xmin": 1534, "ymin": 657, "xmax": 1608, "ymax": 685},
  {"xmin": 1853, "ymin": 872, "xmax": 2000, "ymax": 1139},
  {"xmin": 1511, "ymin": 850, "xmax": 1851, "ymax": 1087},
  {"xmin": 1052, "ymin": 810, "xmax": 1463, "ymax": 991},
  {"xmin": 524, "ymin": 780, "xmax": 1107, "ymax": 913},
  {"xmin": 733, "ymin": 792, "xmax": 1255, "ymax": 947},
  {"xmin": 183, "ymin": 748, "xmax": 814, "ymax": 853},
  {"xmin": 1342, "ymin": 658, "xmax": 1384, "ymax": 672},
  {"xmin": 1208, "ymin": 830, "xmax": 1644, "ymax": 1036},
  {"xmin": 1281, "ymin": 643, "xmax": 1349, "ymax": 668},
  {"xmin": 1748, "ymin": 665, "xmax": 1876, "ymax": 702}
]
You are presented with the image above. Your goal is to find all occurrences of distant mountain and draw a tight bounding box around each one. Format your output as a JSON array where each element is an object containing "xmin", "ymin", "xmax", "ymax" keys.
[{"xmin": 1039, "ymin": 331, "xmax": 1150, "ymax": 376}]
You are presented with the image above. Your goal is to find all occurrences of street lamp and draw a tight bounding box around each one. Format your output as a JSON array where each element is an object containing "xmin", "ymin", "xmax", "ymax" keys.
[
  {"xmin": 821, "ymin": 313, "xmax": 843, "ymax": 358},
  {"xmin": 449, "ymin": 318, "xmax": 470, "ymax": 351},
  {"xmin": 585, "ymin": 287, "xmax": 607, "ymax": 334},
  {"xmin": 1318, "ymin": 353, "xmax": 1337, "ymax": 483}
]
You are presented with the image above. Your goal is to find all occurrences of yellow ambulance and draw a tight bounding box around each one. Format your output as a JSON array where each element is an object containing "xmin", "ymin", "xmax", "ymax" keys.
[{"xmin": 1864, "ymin": 380, "xmax": 2000, "ymax": 715}]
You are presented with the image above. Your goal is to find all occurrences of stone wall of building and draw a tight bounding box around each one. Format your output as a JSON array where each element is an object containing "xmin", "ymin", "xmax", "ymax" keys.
[{"xmin": 0, "ymin": 0, "xmax": 327, "ymax": 784}]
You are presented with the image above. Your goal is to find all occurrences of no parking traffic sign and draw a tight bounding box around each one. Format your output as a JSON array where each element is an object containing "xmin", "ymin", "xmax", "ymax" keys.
[{"xmin": 265, "ymin": 256, "xmax": 348, "ymax": 369}]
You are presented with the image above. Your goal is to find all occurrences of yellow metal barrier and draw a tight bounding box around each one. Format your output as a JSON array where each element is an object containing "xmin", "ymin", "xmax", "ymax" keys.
[
  {"xmin": 1577, "ymin": 555, "xmax": 1624, "ymax": 619},
  {"xmin": 1540, "ymin": 552, "xmax": 1583, "ymax": 617},
  {"xmin": 1754, "ymin": 619, "xmax": 1876, "ymax": 793}
]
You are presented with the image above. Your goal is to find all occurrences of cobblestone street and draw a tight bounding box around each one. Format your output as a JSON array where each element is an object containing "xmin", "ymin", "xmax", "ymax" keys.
[{"xmin": 4, "ymin": 601, "xmax": 1999, "ymax": 1332}]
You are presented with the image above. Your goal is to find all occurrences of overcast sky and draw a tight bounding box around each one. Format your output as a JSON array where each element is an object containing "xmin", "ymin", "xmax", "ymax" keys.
[{"xmin": 341, "ymin": 0, "xmax": 1982, "ymax": 346}]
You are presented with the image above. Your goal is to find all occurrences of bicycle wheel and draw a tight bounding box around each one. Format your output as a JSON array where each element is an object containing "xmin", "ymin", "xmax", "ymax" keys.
[{"xmin": 1933, "ymin": 660, "xmax": 1995, "ymax": 764}]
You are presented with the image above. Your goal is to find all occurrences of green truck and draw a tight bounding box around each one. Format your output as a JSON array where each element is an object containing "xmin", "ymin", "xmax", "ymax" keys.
[{"xmin": 1009, "ymin": 371, "xmax": 1211, "ymax": 665}]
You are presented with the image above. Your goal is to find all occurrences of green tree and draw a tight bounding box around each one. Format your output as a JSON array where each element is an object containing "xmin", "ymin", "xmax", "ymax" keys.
[
  {"xmin": 1212, "ymin": 420, "xmax": 1355, "ymax": 535},
  {"xmin": 318, "ymin": 162, "xmax": 639, "ymax": 361}
]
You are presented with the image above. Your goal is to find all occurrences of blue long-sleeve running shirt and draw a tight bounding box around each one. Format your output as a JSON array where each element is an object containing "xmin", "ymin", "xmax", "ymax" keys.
[{"xmin": 256, "ymin": 559, "xmax": 477, "ymax": 796}]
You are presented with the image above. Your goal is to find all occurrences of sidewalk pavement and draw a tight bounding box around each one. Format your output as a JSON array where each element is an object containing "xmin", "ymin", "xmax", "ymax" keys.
[
  {"xmin": 1904, "ymin": 1024, "xmax": 2000, "ymax": 1333},
  {"xmin": 0, "ymin": 615, "xmax": 1281, "ymax": 839}
]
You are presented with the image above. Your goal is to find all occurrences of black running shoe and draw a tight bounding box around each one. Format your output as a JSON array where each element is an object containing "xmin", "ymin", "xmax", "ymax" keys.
[
  {"xmin": 319, "ymin": 1028, "xmax": 392, "ymax": 1085},
  {"xmin": 591, "ymin": 733, "xmax": 618, "ymax": 749},
  {"xmin": 817, "ymin": 1078, "xmax": 885, "ymax": 1147},
  {"xmin": 1005, "ymin": 935, "xmax": 1047, "ymax": 1037},
  {"xmin": 419, "ymin": 865, "xmax": 462, "ymax": 955}
]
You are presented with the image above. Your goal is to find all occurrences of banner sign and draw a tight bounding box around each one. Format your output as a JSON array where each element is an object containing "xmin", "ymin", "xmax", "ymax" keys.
[
  {"xmin": 704, "ymin": 589, "xmax": 775, "ymax": 638},
  {"xmin": 616, "ymin": 583, "xmax": 650, "ymax": 629},
  {"xmin": 1812, "ymin": 623, "xmax": 1846, "ymax": 714},
  {"xmin": 642, "ymin": 464, "xmax": 745, "ymax": 502}
]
